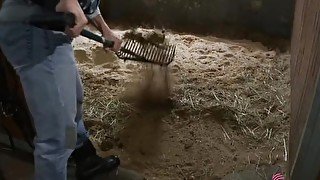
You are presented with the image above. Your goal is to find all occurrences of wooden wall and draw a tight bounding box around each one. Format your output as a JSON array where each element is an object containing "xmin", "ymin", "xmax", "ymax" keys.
[{"xmin": 290, "ymin": 0, "xmax": 320, "ymax": 179}]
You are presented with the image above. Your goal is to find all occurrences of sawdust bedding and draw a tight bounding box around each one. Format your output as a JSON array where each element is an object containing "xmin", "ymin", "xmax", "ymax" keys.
[{"xmin": 72, "ymin": 28, "xmax": 290, "ymax": 179}]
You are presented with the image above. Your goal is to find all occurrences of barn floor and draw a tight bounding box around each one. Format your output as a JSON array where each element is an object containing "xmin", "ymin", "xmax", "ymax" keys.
[
  {"xmin": 0, "ymin": 133, "xmax": 76, "ymax": 180},
  {"xmin": 0, "ymin": 133, "xmax": 141, "ymax": 180},
  {"xmin": 0, "ymin": 27, "xmax": 290, "ymax": 180},
  {"xmin": 0, "ymin": 133, "xmax": 283, "ymax": 180},
  {"xmin": 73, "ymin": 28, "xmax": 291, "ymax": 179},
  {"xmin": 0, "ymin": 138, "xmax": 34, "ymax": 180}
]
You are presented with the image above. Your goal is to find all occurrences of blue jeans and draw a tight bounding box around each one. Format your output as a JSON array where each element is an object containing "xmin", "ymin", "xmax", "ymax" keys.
[{"xmin": 0, "ymin": 24, "xmax": 89, "ymax": 180}]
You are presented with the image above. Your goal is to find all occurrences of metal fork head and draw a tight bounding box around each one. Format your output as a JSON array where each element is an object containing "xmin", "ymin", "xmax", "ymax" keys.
[{"xmin": 117, "ymin": 39, "xmax": 176, "ymax": 66}]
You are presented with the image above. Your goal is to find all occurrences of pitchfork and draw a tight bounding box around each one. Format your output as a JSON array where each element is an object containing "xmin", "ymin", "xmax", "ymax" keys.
[{"xmin": 28, "ymin": 12, "xmax": 176, "ymax": 66}]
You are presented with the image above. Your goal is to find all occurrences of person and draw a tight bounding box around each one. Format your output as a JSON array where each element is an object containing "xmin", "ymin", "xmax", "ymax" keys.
[{"xmin": 0, "ymin": 0, "xmax": 139, "ymax": 179}]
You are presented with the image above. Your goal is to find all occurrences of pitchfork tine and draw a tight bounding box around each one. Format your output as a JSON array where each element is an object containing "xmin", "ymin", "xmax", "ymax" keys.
[
  {"xmin": 159, "ymin": 48, "xmax": 165, "ymax": 64},
  {"xmin": 140, "ymin": 43, "xmax": 148, "ymax": 60},
  {"xmin": 150, "ymin": 46, "xmax": 158, "ymax": 62},
  {"xmin": 158, "ymin": 46, "xmax": 165, "ymax": 63},
  {"xmin": 145, "ymin": 44, "xmax": 152, "ymax": 60},
  {"xmin": 164, "ymin": 46, "xmax": 172, "ymax": 64},
  {"xmin": 122, "ymin": 40, "xmax": 130, "ymax": 58},
  {"xmin": 147, "ymin": 44, "xmax": 154, "ymax": 61},
  {"xmin": 162, "ymin": 47, "xmax": 168, "ymax": 63},
  {"xmin": 153, "ymin": 49, "xmax": 160, "ymax": 63},
  {"xmin": 153, "ymin": 46, "xmax": 160, "ymax": 63},
  {"xmin": 162, "ymin": 46, "xmax": 170, "ymax": 64},
  {"xmin": 149, "ymin": 46, "xmax": 156, "ymax": 62},
  {"xmin": 170, "ymin": 46, "xmax": 175, "ymax": 62},
  {"xmin": 171, "ymin": 46, "xmax": 176, "ymax": 61},
  {"xmin": 121, "ymin": 41, "xmax": 130, "ymax": 58},
  {"xmin": 163, "ymin": 46, "xmax": 170, "ymax": 64},
  {"xmin": 146, "ymin": 44, "xmax": 153, "ymax": 61},
  {"xmin": 133, "ymin": 40, "xmax": 140, "ymax": 58},
  {"xmin": 129, "ymin": 40, "xmax": 136, "ymax": 59},
  {"xmin": 137, "ymin": 40, "xmax": 143, "ymax": 56}
]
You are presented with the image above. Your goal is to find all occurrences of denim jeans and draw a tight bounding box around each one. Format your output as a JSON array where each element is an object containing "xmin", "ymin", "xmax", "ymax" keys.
[{"xmin": 0, "ymin": 23, "xmax": 90, "ymax": 180}]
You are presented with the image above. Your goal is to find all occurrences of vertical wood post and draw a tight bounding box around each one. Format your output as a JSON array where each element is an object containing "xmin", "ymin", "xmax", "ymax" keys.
[{"xmin": 290, "ymin": 0, "xmax": 320, "ymax": 179}]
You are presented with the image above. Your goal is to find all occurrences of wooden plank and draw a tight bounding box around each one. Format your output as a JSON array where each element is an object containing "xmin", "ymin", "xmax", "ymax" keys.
[
  {"xmin": 290, "ymin": 0, "xmax": 320, "ymax": 178},
  {"xmin": 290, "ymin": 72, "xmax": 320, "ymax": 179}
]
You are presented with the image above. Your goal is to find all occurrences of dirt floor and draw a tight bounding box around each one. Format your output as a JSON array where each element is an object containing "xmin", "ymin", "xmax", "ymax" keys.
[{"xmin": 72, "ymin": 28, "xmax": 290, "ymax": 180}]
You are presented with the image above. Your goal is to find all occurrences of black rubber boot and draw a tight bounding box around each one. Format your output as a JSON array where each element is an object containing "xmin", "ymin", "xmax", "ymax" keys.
[{"xmin": 71, "ymin": 140, "xmax": 120, "ymax": 180}]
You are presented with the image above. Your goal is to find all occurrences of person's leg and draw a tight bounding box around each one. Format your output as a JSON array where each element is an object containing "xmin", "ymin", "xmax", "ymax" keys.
[
  {"xmin": 0, "ymin": 24, "xmax": 78, "ymax": 180},
  {"xmin": 30, "ymin": 44, "xmax": 78, "ymax": 180},
  {"xmin": 71, "ymin": 68, "xmax": 121, "ymax": 179},
  {"xmin": 74, "ymin": 70, "xmax": 89, "ymax": 148}
]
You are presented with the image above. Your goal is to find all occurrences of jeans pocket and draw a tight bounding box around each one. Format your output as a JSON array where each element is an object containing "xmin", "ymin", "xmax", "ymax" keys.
[{"xmin": 0, "ymin": 24, "xmax": 32, "ymax": 69}]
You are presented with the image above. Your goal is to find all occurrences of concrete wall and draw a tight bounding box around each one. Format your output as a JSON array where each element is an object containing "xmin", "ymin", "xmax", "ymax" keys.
[{"xmin": 100, "ymin": 0, "xmax": 294, "ymax": 39}]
